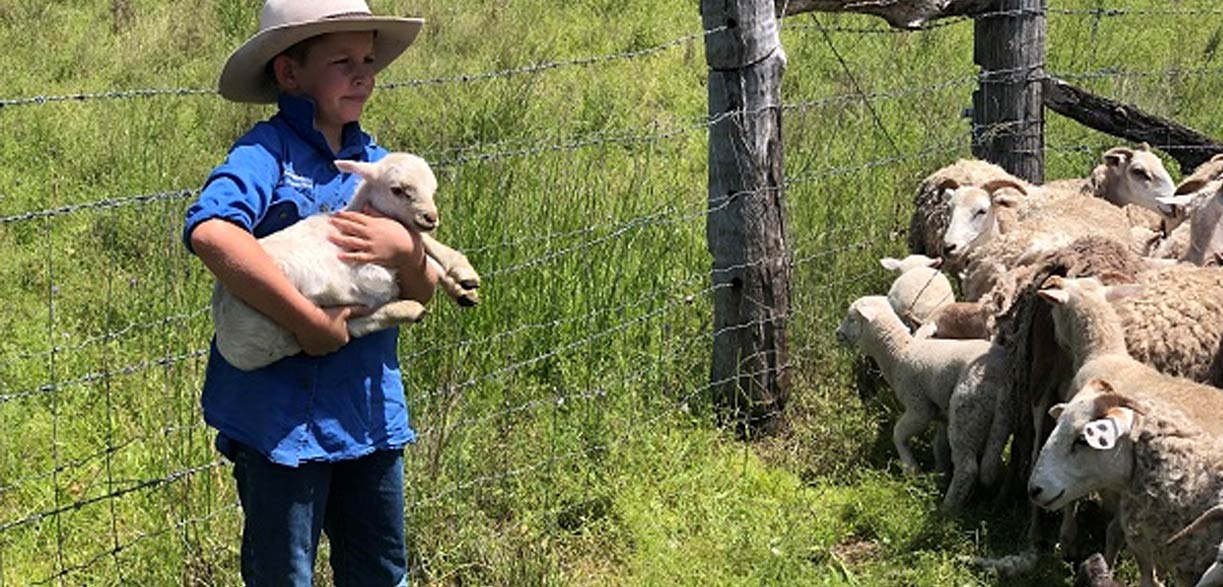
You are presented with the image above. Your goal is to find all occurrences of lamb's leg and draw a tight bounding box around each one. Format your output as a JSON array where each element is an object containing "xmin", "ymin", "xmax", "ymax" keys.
[
  {"xmin": 979, "ymin": 392, "xmax": 1010, "ymax": 489},
  {"xmin": 933, "ymin": 422, "xmax": 951, "ymax": 477},
  {"xmin": 893, "ymin": 407, "xmax": 931, "ymax": 475},
  {"xmin": 941, "ymin": 418, "xmax": 978, "ymax": 515},
  {"xmin": 422, "ymin": 234, "xmax": 480, "ymax": 306},
  {"xmin": 347, "ymin": 300, "xmax": 427, "ymax": 338},
  {"xmin": 426, "ymin": 256, "xmax": 480, "ymax": 307}
]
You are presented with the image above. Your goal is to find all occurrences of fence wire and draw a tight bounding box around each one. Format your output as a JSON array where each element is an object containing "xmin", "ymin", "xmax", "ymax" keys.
[{"xmin": 2, "ymin": 1, "xmax": 1217, "ymax": 584}]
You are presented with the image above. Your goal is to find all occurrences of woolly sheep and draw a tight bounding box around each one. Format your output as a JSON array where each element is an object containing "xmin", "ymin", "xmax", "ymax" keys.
[
  {"xmin": 836, "ymin": 296, "xmax": 1010, "ymax": 513},
  {"xmin": 910, "ymin": 147, "xmax": 1175, "ymax": 260},
  {"xmin": 212, "ymin": 153, "xmax": 481, "ymax": 371},
  {"xmin": 879, "ymin": 254, "xmax": 955, "ymax": 330},
  {"xmin": 1030, "ymin": 379, "xmax": 1223, "ymax": 587},
  {"xmin": 988, "ymin": 239, "xmax": 1223, "ymax": 562}
]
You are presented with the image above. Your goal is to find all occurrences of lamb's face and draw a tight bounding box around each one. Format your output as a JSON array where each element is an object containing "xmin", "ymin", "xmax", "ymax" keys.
[
  {"xmin": 1104, "ymin": 147, "xmax": 1175, "ymax": 212},
  {"xmin": 1029, "ymin": 380, "xmax": 1138, "ymax": 511},
  {"xmin": 942, "ymin": 186, "xmax": 1007, "ymax": 260},
  {"xmin": 339, "ymin": 153, "xmax": 440, "ymax": 232},
  {"xmin": 835, "ymin": 296, "xmax": 889, "ymax": 347}
]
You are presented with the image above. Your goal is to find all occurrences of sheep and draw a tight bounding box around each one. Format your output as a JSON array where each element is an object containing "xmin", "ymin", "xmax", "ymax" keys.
[
  {"xmin": 940, "ymin": 177, "xmax": 1146, "ymax": 302},
  {"xmin": 987, "ymin": 238, "xmax": 1223, "ymax": 561},
  {"xmin": 879, "ymin": 254, "xmax": 955, "ymax": 330},
  {"xmin": 835, "ymin": 295, "xmax": 1011, "ymax": 513},
  {"xmin": 211, "ymin": 153, "xmax": 481, "ymax": 371},
  {"xmin": 1029, "ymin": 378, "xmax": 1223, "ymax": 587},
  {"xmin": 907, "ymin": 159, "xmax": 1034, "ymax": 258},
  {"xmin": 909, "ymin": 147, "xmax": 1175, "ymax": 260},
  {"xmin": 1152, "ymin": 178, "xmax": 1223, "ymax": 266},
  {"xmin": 1031, "ymin": 275, "xmax": 1223, "ymax": 571},
  {"xmin": 1167, "ymin": 505, "xmax": 1223, "ymax": 587}
]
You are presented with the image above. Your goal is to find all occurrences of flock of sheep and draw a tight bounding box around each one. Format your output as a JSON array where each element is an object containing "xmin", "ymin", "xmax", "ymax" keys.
[{"xmin": 837, "ymin": 144, "xmax": 1223, "ymax": 586}]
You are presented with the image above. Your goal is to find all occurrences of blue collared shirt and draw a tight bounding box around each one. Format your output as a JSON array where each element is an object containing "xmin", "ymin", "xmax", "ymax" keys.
[{"xmin": 183, "ymin": 93, "xmax": 414, "ymax": 467}]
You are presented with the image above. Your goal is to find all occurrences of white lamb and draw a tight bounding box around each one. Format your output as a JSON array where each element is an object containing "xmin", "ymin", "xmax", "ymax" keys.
[
  {"xmin": 836, "ymin": 295, "xmax": 1010, "ymax": 513},
  {"xmin": 879, "ymin": 254, "xmax": 954, "ymax": 330},
  {"xmin": 211, "ymin": 153, "xmax": 481, "ymax": 371}
]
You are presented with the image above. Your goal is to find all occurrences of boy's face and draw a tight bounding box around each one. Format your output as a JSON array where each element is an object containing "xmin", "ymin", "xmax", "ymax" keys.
[{"xmin": 277, "ymin": 31, "xmax": 378, "ymax": 131}]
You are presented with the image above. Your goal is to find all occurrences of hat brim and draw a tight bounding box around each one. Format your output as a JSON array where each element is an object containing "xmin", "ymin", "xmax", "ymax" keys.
[{"xmin": 219, "ymin": 17, "xmax": 424, "ymax": 104}]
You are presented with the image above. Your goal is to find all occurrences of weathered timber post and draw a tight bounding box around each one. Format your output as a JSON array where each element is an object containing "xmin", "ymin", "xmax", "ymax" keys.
[
  {"xmin": 972, "ymin": 0, "xmax": 1046, "ymax": 183},
  {"xmin": 701, "ymin": 0, "xmax": 791, "ymax": 436}
]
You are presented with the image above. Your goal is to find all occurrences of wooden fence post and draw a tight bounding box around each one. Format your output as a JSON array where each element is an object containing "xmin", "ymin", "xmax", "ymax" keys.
[
  {"xmin": 972, "ymin": 0, "xmax": 1046, "ymax": 183},
  {"xmin": 701, "ymin": 0, "xmax": 791, "ymax": 436}
]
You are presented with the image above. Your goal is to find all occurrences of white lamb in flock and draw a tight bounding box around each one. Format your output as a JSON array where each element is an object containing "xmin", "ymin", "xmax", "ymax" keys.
[
  {"xmin": 212, "ymin": 153, "xmax": 480, "ymax": 371},
  {"xmin": 836, "ymin": 295, "xmax": 1010, "ymax": 513},
  {"xmin": 879, "ymin": 254, "xmax": 954, "ymax": 330}
]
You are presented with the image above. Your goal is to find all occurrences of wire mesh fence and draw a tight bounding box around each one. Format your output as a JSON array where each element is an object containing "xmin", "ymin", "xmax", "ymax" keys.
[{"xmin": 1, "ymin": 1, "xmax": 1221, "ymax": 584}]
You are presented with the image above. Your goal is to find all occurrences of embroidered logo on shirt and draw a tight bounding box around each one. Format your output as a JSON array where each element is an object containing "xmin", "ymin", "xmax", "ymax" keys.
[{"xmin": 280, "ymin": 165, "xmax": 315, "ymax": 192}]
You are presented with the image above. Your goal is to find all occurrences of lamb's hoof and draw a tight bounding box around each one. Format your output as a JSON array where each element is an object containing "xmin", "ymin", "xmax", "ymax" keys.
[
  {"xmin": 449, "ymin": 267, "xmax": 481, "ymax": 290},
  {"xmin": 457, "ymin": 291, "xmax": 480, "ymax": 307}
]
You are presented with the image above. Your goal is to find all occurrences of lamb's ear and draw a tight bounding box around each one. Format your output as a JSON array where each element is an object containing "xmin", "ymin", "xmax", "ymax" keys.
[
  {"xmin": 1173, "ymin": 179, "xmax": 1208, "ymax": 196},
  {"xmin": 854, "ymin": 303, "xmax": 879, "ymax": 322},
  {"xmin": 880, "ymin": 257, "xmax": 903, "ymax": 272},
  {"xmin": 334, "ymin": 160, "xmax": 378, "ymax": 179},
  {"xmin": 1137, "ymin": 142, "xmax": 1152, "ymax": 152},
  {"xmin": 1103, "ymin": 283, "xmax": 1144, "ymax": 302},
  {"xmin": 1083, "ymin": 407, "xmax": 1136, "ymax": 450},
  {"xmin": 1103, "ymin": 147, "xmax": 1134, "ymax": 167},
  {"xmin": 1048, "ymin": 403, "xmax": 1067, "ymax": 420}
]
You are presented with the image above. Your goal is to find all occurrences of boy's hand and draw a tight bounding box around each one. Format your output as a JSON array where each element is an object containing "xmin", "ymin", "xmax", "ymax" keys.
[
  {"xmin": 329, "ymin": 208, "xmax": 423, "ymax": 269},
  {"xmin": 293, "ymin": 305, "xmax": 371, "ymax": 356}
]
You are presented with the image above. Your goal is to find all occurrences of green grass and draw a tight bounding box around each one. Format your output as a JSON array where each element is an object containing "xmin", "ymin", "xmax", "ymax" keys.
[{"xmin": 0, "ymin": 0, "xmax": 1219, "ymax": 585}]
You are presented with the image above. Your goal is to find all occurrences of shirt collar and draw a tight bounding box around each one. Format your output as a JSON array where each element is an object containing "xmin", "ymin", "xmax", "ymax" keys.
[{"xmin": 276, "ymin": 93, "xmax": 370, "ymax": 159}]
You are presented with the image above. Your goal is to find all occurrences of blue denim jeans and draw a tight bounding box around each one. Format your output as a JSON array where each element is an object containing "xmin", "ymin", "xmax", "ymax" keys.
[{"xmin": 231, "ymin": 443, "xmax": 409, "ymax": 587}]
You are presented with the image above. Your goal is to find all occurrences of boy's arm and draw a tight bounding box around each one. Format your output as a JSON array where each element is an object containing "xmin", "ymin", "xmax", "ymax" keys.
[
  {"xmin": 329, "ymin": 210, "xmax": 439, "ymax": 304},
  {"xmin": 191, "ymin": 219, "xmax": 362, "ymax": 356}
]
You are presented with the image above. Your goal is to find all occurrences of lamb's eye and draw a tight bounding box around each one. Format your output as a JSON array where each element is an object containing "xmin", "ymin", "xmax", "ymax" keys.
[
  {"xmin": 391, "ymin": 187, "xmax": 406, "ymax": 198},
  {"xmin": 1131, "ymin": 168, "xmax": 1152, "ymax": 181},
  {"xmin": 973, "ymin": 208, "xmax": 986, "ymax": 219}
]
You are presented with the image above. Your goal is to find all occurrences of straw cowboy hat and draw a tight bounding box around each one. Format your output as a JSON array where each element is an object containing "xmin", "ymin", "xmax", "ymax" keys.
[{"xmin": 219, "ymin": 0, "xmax": 424, "ymax": 103}]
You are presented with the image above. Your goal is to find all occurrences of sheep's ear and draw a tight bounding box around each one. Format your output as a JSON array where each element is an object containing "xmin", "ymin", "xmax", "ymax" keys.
[
  {"xmin": 992, "ymin": 191, "xmax": 1021, "ymax": 209},
  {"xmin": 983, "ymin": 178, "xmax": 1028, "ymax": 196},
  {"xmin": 1174, "ymin": 179, "xmax": 1208, "ymax": 196},
  {"xmin": 1137, "ymin": 142, "xmax": 1152, "ymax": 152},
  {"xmin": 1037, "ymin": 288, "xmax": 1069, "ymax": 306},
  {"xmin": 1103, "ymin": 147, "xmax": 1134, "ymax": 167},
  {"xmin": 880, "ymin": 257, "xmax": 903, "ymax": 271},
  {"xmin": 1103, "ymin": 283, "xmax": 1144, "ymax": 302},
  {"xmin": 1083, "ymin": 407, "xmax": 1136, "ymax": 450},
  {"xmin": 334, "ymin": 160, "xmax": 378, "ymax": 179},
  {"xmin": 934, "ymin": 178, "xmax": 961, "ymax": 195},
  {"xmin": 1048, "ymin": 403, "xmax": 1067, "ymax": 420}
]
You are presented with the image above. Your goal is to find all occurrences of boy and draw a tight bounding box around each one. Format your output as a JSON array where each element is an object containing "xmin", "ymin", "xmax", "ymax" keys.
[{"xmin": 182, "ymin": 2, "xmax": 434, "ymax": 585}]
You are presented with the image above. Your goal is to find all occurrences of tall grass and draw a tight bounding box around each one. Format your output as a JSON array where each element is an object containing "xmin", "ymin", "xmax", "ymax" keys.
[{"xmin": 0, "ymin": 0, "xmax": 1220, "ymax": 585}]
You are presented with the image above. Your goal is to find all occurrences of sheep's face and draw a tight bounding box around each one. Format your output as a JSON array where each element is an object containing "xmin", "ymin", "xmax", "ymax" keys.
[
  {"xmin": 1037, "ymin": 276, "xmax": 1143, "ymax": 351},
  {"xmin": 337, "ymin": 153, "xmax": 440, "ymax": 232},
  {"xmin": 1102, "ymin": 146, "xmax": 1175, "ymax": 212},
  {"xmin": 1029, "ymin": 380, "xmax": 1138, "ymax": 511},
  {"xmin": 880, "ymin": 254, "xmax": 941, "ymax": 274},
  {"xmin": 942, "ymin": 186, "xmax": 1018, "ymax": 260},
  {"xmin": 835, "ymin": 296, "xmax": 891, "ymax": 347}
]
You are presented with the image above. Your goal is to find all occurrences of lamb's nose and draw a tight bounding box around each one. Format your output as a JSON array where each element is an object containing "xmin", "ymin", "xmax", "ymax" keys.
[
  {"xmin": 418, "ymin": 212, "xmax": 438, "ymax": 228},
  {"xmin": 1028, "ymin": 485, "xmax": 1043, "ymax": 500}
]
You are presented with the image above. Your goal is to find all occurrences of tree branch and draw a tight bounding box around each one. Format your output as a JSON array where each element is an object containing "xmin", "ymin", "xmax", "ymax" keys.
[
  {"xmin": 774, "ymin": 0, "xmax": 995, "ymax": 29},
  {"xmin": 1042, "ymin": 77, "xmax": 1223, "ymax": 174}
]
